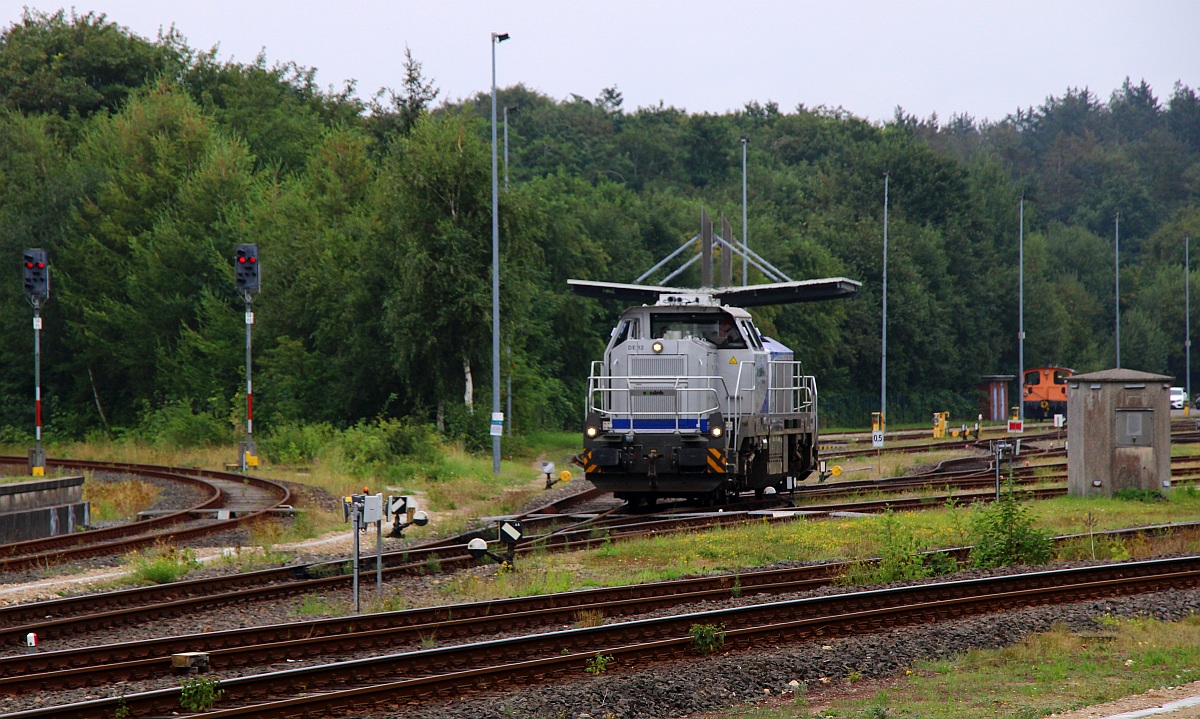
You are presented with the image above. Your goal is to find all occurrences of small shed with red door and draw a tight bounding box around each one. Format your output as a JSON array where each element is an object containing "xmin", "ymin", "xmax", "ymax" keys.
[{"xmin": 978, "ymin": 375, "xmax": 1015, "ymax": 423}]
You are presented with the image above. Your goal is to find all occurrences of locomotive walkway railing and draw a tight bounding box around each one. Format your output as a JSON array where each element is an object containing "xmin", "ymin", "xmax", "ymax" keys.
[{"xmin": 587, "ymin": 360, "xmax": 818, "ymax": 435}]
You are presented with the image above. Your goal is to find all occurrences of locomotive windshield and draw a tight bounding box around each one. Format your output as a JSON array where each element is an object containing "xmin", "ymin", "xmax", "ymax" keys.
[
  {"xmin": 649, "ymin": 312, "xmax": 747, "ymax": 349},
  {"xmin": 611, "ymin": 318, "xmax": 641, "ymax": 345}
]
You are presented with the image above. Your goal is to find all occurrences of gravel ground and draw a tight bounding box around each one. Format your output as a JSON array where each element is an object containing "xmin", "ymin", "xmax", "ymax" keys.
[
  {"xmin": 0, "ymin": 472, "xmax": 212, "ymax": 586},
  {"xmin": 5, "ymin": 476, "xmax": 1195, "ymax": 718},
  {"xmin": 378, "ymin": 587, "xmax": 1200, "ymax": 719},
  {"xmin": 6, "ymin": 557, "xmax": 1200, "ymax": 717}
]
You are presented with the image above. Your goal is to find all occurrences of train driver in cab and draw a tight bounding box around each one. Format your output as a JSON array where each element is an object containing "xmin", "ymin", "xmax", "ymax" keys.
[{"xmin": 707, "ymin": 315, "xmax": 743, "ymax": 349}]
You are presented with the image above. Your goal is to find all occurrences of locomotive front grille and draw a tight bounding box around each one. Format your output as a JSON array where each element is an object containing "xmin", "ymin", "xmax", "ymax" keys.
[
  {"xmin": 630, "ymin": 389, "xmax": 678, "ymax": 417},
  {"xmin": 596, "ymin": 353, "xmax": 718, "ymax": 431},
  {"xmin": 629, "ymin": 355, "xmax": 688, "ymax": 378}
]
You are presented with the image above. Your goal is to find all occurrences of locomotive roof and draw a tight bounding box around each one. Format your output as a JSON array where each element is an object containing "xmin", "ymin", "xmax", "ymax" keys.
[
  {"xmin": 619, "ymin": 304, "xmax": 752, "ymax": 319},
  {"xmin": 567, "ymin": 277, "xmax": 860, "ymax": 308}
]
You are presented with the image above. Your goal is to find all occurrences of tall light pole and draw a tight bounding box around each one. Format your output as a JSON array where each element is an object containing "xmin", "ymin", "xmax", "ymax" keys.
[
  {"xmin": 741, "ymin": 137, "xmax": 748, "ymax": 286},
  {"xmin": 503, "ymin": 106, "xmax": 511, "ymax": 192},
  {"xmin": 1018, "ymin": 195, "xmax": 1025, "ymax": 425},
  {"xmin": 881, "ymin": 170, "xmax": 889, "ymax": 433},
  {"xmin": 1188, "ymin": 233, "xmax": 1192, "ymax": 415},
  {"xmin": 503, "ymin": 106, "xmax": 511, "ymax": 435},
  {"xmin": 490, "ymin": 31, "xmax": 509, "ymax": 475},
  {"xmin": 1115, "ymin": 211, "xmax": 1121, "ymax": 368}
]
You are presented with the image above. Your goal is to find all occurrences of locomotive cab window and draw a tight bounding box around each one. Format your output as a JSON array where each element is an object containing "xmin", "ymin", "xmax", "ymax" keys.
[
  {"xmin": 1024, "ymin": 371, "xmax": 1041, "ymax": 386},
  {"xmin": 611, "ymin": 318, "xmax": 640, "ymax": 347},
  {"xmin": 1053, "ymin": 370, "xmax": 1070, "ymax": 384},
  {"xmin": 740, "ymin": 320, "xmax": 763, "ymax": 350},
  {"xmin": 650, "ymin": 312, "xmax": 747, "ymax": 349}
]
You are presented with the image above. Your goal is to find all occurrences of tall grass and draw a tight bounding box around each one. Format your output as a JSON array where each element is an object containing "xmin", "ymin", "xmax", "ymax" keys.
[
  {"xmin": 8, "ymin": 416, "xmax": 569, "ymax": 547},
  {"xmin": 83, "ymin": 477, "xmax": 161, "ymax": 522},
  {"xmin": 124, "ymin": 545, "xmax": 200, "ymax": 585}
]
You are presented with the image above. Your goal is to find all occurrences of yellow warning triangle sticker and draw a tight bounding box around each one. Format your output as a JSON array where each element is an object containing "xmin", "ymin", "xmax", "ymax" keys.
[{"xmin": 729, "ymin": 356, "xmax": 738, "ymax": 364}]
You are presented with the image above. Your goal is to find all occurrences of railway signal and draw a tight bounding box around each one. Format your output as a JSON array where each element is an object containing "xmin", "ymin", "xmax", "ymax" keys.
[
  {"xmin": 343, "ymin": 492, "xmax": 385, "ymax": 612},
  {"xmin": 540, "ymin": 461, "xmax": 573, "ymax": 489},
  {"xmin": 23, "ymin": 249, "xmax": 49, "ymax": 299},
  {"xmin": 233, "ymin": 244, "xmax": 260, "ymax": 470},
  {"xmin": 234, "ymin": 244, "xmax": 259, "ymax": 293},
  {"xmin": 387, "ymin": 495, "xmax": 429, "ymax": 538},
  {"xmin": 23, "ymin": 249, "xmax": 49, "ymax": 476},
  {"xmin": 468, "ymin": 520, "xmax": 523, "ymax": 568},
  {"xmin": 991, "ymin": 439, "xmax": 1017, "ymax": 500}
]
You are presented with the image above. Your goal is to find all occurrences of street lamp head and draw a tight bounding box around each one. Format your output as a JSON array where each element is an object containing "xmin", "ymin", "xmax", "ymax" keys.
[
  {"xmin": 493, "ymin": 32, "xmax": 510, "ymax": 42},
  {"xmin": 740, "ymin": 136, "xmax": 748, "ymax": 144}
]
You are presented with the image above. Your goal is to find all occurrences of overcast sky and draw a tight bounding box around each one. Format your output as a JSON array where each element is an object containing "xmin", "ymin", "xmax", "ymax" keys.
[{"xmin": 4, "ymin": 1, "xmax": 1197, "ymax": 124}]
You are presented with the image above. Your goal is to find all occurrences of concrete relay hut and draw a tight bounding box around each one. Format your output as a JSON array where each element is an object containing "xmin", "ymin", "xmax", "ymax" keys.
[{"xmin": 1066, "ymin": 368, "xmax": 1171, "ymax": 498}]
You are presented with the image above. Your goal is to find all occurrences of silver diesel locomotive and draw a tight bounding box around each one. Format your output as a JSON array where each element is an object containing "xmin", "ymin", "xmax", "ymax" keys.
[{"xmin": 571, "ymin": 277, "xmax": 859, "ymax": 505}]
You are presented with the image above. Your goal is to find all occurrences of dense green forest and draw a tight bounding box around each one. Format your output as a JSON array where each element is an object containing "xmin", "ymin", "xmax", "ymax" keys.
[{"xmin": 0, "ymin": 10, "xmax": 1197, "ymax": 451}]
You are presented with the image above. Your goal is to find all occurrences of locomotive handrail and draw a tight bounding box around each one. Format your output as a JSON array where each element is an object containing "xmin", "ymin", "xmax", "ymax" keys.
[
  {"xmin": 587, "ymin": 383, "xmax": 723, "ymax": 431},
  {"xmin": 768, "ymin": 361, "xmax": 817, "ymax": 413},
  {"xmin": 589, "ymin": 365, "xmax": 816, "ymax": 413},
  {"xmin": 589, "ymin": 372, "xmax": 744, "ymax": 403},
  {"xmin": 729, "ymin": 358, "xmax": 759, "ymax": 445},
  {"xmin": 587, "ymin": 360, "xmax": 817, "ymax": 439}
]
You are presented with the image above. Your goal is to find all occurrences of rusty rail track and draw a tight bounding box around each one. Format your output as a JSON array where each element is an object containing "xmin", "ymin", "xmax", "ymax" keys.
[
  {"xmin": 3, "ymin": 444, "xmax": 1197, "ymax": 651},
  {"xmin": 11, "ymin": 555, "xmax": 1200, "ymax": 719},
  {"xmin": 13, "ymin": 513, "xmax": 1200, "ymax": 698},
  {"xmin": 0, "ymin": 459, "xmax": 292, "ymax": 573}
]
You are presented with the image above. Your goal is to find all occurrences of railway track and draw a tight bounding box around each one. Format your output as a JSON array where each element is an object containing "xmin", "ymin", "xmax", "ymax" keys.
[
  {"xmin": 10, "ymin": 554, "xmax": 1200, "ymax": 718},
  {"xmin": 7, "ymin": 444, "xmax": 1200, "ymax": 715},
  {"xmin": 2, "ymin": 419, "xmax": 1190, "ymax": 577},
  {"xmin": 11, "ymin": 515, "xmax": 1199, "ymax": 699},
  {"xmin": 0, "ymin": 459, "xmax": 292, "ymax": 573},
  {"xmin": 5, "ymin": 439, "xmax": 1199, "ymax": 645}
]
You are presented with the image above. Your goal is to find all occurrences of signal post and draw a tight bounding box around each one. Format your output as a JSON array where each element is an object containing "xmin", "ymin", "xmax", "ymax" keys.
[
  {"xmin": 234, "ymin": 244, "xmax": 260, "ymax": 471},
  {"xmin": 23, "ymin": 249, "xmax": 49, "ymax": 475}
]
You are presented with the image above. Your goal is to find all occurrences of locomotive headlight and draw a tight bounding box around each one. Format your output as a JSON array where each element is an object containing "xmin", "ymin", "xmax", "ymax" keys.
[
  {"xmin": 711, "ymin": 425, "xmax": 723, "ymax": 438},
  {"xmin": 652, "ymin": 341, "xmax": 664, "ymax": 354},
  {"xmin": 585, "ymin": 426, "xmax": 599, "ymax": 438}
]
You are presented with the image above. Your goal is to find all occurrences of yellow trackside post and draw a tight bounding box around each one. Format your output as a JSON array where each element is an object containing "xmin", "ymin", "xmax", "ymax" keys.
[{"xmin": 932, "ymin": 411, "xmax": 949, "ymax": 439}]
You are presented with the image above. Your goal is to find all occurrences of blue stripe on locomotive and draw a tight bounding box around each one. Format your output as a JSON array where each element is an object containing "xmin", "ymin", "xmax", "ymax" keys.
[{"xmin": 611, "ymin": 419, "xmax": 711, "ymax": 431}]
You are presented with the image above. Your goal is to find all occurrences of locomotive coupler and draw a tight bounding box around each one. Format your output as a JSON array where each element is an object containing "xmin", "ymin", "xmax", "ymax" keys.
[{"xmin": 646, "ymin": 448, "xmax": 659, "ymax": 489}]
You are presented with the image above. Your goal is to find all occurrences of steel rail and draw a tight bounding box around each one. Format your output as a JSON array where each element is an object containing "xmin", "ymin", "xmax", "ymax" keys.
[
  {"xmin": 0, "ymin": 463, "xmax": 223, "ymax": 559},
  {"xmin": 9, "ymin": 516, "xmax": 1200, "ymax": 694},
  {"xmin": 11, "ymin": 556, "xmax": 1200, "ymax": 719},
  {"xmin": 0, "ymin": 459, "xmax": 292, "ymax": 572}
]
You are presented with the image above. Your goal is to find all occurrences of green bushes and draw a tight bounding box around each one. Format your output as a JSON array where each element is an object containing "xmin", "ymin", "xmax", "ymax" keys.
[
  {"xmin": 689, "ymin": 623, "xmax": 726, "ymax": 655},
  {"xmin": 136, "ymin": 400, "xmax": 232, "ymax": 448},
  {"xmin": 257, "ymin": 422, "xmax": 336, "ymax": 465},
  {"xmin": 969, "ymin": 485, "xmax": 1053, "ymax": 568},
  {"xmin": 179, "ymin": 675, "xmax": 223, "ymax": 711},
  {"xmin": 259, "ymin": 417, "xmax": 444, "ymax": 472}
]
